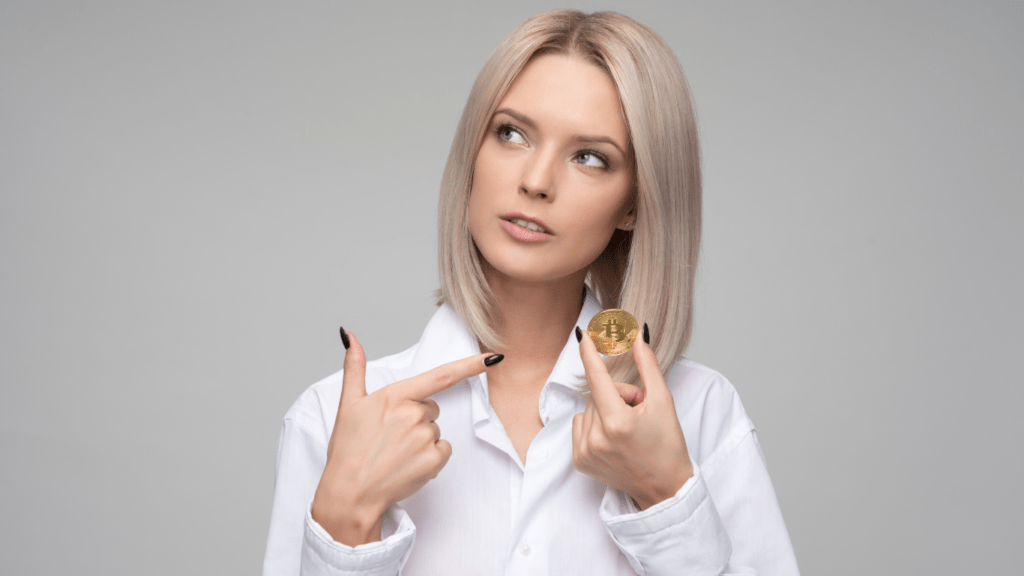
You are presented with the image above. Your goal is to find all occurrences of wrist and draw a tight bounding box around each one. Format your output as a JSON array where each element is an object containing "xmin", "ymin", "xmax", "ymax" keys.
[
  {"xmin": 631, "ymin": 463, "xmax": 694, "ymax": 511},
  {"xmin": 312, "ymin": 477, "xmax": 387, "ymax": 546},
  {"xmin": 315, "ymin": 509, "xmax": 384, "ymax": 547}
]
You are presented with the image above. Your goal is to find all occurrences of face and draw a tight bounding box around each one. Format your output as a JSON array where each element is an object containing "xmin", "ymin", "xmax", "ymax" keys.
[{"xmin": 468, "ymin": 54, "xmax": 635, "ymax": 285}]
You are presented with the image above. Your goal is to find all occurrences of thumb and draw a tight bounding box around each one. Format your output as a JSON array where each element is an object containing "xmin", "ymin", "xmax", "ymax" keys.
[
  {"xmin": 339, "ymin": 327, "xmax": 367, "ymax": 409},
  {"xmin": 613, "ymin": 381, "xmax": 645, "ymax": 407}
]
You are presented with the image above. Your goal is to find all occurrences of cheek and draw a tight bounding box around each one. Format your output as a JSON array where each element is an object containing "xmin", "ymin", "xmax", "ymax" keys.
[
  {"xmin": 569, "ymin": 210, "xmax": 619, "ymax": 253},
  {"xmin": 557, "ymin": 197, "xmax": 630, "ymax": 264},
  {"xmin": 467, "ymin": 155, "xmax": 494, "ymax": 238},
  {"xmin": 468, "ymin": 145, "xmax": 516, "ymax": 235},
  {"xmin": 565, "ymin": 183, "xmax": 631, "ymax": 237}
]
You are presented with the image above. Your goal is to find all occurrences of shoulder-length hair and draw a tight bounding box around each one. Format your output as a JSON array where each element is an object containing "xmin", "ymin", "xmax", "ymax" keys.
[{"xmin": 436, "ymin": 10, "xmax": 702, "ymax": 385}]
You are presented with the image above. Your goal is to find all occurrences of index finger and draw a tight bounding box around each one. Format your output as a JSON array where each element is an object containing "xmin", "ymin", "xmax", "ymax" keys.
[
  {"xmin": 392, "ymin": 353, "xmax": 503, "ymax": 401},
  {"xmin": 578, "ymin": 329, "xmax": 629, "ymax": 417}
]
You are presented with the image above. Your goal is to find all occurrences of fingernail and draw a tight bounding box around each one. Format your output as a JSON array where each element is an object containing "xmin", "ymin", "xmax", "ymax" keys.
[
  {"xmin": 339, "ymin": 326, "xmax": 351, "ymax": 350},
  {"xmin": 575, "ymin": 326, "xmax": 583, "ymax": 343},
  {"xmin": 484, "ymin": 353, "xmax": 504, "ymax": 367},
  {"xmin": 642, "ymin": 322, "xmax": 650, "ymax": 345}
]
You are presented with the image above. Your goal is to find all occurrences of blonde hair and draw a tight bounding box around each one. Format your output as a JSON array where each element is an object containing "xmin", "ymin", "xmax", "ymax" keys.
[{"xmin": 436, "ymin": 10, "xmax": 702, "ymax": 385}]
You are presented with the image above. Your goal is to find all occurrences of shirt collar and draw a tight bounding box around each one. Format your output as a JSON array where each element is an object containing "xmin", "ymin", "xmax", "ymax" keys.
[
  {"xmin": 408, "ymin": 288, "xmax": 603, "ymax": 392},
  {"xmin": 547, "ymin": 290, "xmax": 602, "ymax": 391}
]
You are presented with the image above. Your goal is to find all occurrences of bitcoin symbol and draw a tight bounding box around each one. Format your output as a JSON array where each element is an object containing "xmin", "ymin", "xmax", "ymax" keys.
[
  {"xmin": 602, "ymin": 319, "xmax": 626, "ymax": 342},
  {"xmin": 586, "ymin": 309, "xmax": 639, "ymax": 355}
]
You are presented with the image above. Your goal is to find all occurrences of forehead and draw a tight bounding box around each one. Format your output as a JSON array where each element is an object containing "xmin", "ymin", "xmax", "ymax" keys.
[{"xmin": 497, "ymin": 54, "xmax": 629, "ymax": 146}]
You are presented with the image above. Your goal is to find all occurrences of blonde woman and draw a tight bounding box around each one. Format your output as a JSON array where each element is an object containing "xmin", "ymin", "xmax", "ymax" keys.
[{"xmin": 264, "ymin": 10, "xmax": 798, "ymax": 576}]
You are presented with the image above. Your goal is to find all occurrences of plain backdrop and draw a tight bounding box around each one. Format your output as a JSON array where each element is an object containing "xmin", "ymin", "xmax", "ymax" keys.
[{"xmin": 1, "ymin": 1, "xmax": 1021, "ymax": 574}]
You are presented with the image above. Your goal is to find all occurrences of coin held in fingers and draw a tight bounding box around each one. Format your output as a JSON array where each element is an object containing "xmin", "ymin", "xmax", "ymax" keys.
[{"xmin": 587, "ymin": 309, "xmax": 639, "ymax": 356}]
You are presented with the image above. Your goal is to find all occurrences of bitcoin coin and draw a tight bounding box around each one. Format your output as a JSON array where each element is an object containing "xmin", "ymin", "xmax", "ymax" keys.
[{"xmin": 586, "ymin": 309, "xmax": 639, "ymax": 356}]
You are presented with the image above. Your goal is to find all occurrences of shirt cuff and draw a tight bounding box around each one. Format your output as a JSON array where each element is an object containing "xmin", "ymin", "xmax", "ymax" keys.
[
  {"xmin": 300, "ymin": 499, "xmax": 416, "ymax": 576},
  {"xmin": 599, "ymin": 462, "xmax": 732, "ymax": 576}
]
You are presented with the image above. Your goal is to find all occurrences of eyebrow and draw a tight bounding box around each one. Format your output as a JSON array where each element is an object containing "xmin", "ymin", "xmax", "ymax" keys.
[{"xmin": 493, "ymin": 108, "xmax": 628, "ymax": 157}]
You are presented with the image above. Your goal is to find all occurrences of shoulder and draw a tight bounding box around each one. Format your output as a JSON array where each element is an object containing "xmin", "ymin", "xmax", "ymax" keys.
[
  {"xmin": 280, "ymin": 343, "xmax": 423, "ymax": 443},
  {"xmin": 664, "ymin": 357, "xmax": 743, "ymax": 416},
  {"xmin": 664, "ymin": 357, "xmax": 757, "ymax": 473}
]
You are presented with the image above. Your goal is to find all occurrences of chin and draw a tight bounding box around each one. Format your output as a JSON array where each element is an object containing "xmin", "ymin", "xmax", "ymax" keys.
[
  {"xmin": 480, "ymin": 250, "xmax": 589, "ymax": 285},
  {"xmin": 472, "ymin": 226, "xmax": 603, "ymax": 285}
]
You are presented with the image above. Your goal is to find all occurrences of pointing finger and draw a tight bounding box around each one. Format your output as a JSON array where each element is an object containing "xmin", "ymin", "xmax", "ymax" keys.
[
  {"xmin": 339, "ymin": 327, "xmax": 367, "ymax": 410},
  {"xmin": 395, "ymin": 353, "xmax": 505, "ymax": 401}
]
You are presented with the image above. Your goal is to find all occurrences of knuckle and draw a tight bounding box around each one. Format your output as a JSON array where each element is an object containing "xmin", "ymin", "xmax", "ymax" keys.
[
  {"xmin": 416, "ymin": 426, "xmax": 435, "ymax": 444},
  {"xmin": 602, "ymin": 418, "xmax": 627, "ymax": 439},
  {"xmin": 390, "ymin": 402, "xmax": 421, "ymax": 426},
  {"xmin": 577, "ymin": 440, "xmax": 590, "ymax": 460},
  {"xmin": 391, "ymin": 402, "xmax": 411, "ymax": 420},
  {"xmin": 432, "ymin": 367, "xmax": 456, "ymax": 389},
  {"xmin": 431, "ymin": 447, "xmax": 450, "ymax": 469},
  {"xmin": 590, "ymin": 433, "xmax": 610, "ymax": 453},
  {"xmin": 405, "ymin": 402, "xmax": 425, "ymax": 421}
]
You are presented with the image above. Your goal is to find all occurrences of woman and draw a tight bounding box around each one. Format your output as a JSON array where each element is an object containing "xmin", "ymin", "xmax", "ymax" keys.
[{"xmin": 264, "ymin": 10, "xmax": 798, "ymax": 575}]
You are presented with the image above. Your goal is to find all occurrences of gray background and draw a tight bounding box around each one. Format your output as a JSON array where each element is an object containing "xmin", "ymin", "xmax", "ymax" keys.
[{"xmin": 1, "ymin": 0, "xmax": 1020, "ymax": 574}]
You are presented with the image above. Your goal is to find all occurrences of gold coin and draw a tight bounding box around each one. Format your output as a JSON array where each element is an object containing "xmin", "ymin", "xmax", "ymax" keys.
[{"xmin": 586, "ymin": 309, "xmax": 639, "ymax": 356}]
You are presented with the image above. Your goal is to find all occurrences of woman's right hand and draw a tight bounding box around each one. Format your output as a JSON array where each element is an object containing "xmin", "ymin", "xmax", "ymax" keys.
[{"xmin": 311, "ymin": 328, "xmax": 502, "ymax": 546}]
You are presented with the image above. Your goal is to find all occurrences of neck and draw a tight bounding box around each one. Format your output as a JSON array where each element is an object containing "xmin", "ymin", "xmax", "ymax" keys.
[{"xmin": 484, "ymin": 267, "xmax": 587, "ymax": 361}]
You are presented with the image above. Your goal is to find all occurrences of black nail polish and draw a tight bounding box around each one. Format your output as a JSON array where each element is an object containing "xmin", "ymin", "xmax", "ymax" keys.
[
  {"xmin": 339, "ymin": 326, "xmax": 350, "ymax": 350},
  {"xmin": 642, "ymin": 322, "xmax": 650, "ymax": 345},
  {"xmin": 484, "ymin": 353, "xmax": 504, "ymax": 367},
  {"xmin": 575, "ymin": 326, "xmax": 583, "ymax": 343}
]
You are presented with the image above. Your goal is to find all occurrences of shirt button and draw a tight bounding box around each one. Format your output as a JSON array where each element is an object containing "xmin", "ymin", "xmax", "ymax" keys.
[{"xmin": 519, "ymin": 541, "xmax": 531, "ymax": 556}]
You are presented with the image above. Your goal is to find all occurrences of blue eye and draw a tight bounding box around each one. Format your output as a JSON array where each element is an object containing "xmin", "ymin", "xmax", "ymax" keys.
[
  {"xmin": 575, "ymin": 151, "xmax": 608, "ymax": 169},
  {"xmin": 496, "ymin": 124, "xmax": 526, "ymax": 144}
]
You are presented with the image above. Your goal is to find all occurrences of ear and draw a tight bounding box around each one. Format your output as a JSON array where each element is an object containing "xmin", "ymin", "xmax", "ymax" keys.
[{"xmin": 616, "ymin": 205, "xmax": 636, "ymax": 231}]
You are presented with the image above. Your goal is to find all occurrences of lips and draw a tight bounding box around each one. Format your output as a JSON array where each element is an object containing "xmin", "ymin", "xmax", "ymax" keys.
[
  {"xmin": 500, "ymin": 212, "xmax": 553, "ymax": 235},
  {"xmin": 506, "ymin": 217, "xmax": 548, "ymax": 234},
  {"xmin": 499, "ymin": 213, "xmax": 553, "ymax": 243}
]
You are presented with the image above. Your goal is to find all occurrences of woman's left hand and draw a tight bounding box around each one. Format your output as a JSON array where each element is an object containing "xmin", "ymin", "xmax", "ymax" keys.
[{"xmin": 572, "ymin": 325, "xmax": 694, "ymax": 511}]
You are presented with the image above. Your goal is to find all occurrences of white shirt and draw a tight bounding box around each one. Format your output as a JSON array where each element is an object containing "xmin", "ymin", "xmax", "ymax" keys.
[{"xmin": 263, "ymin": 292, "xmax": 799, "ymax": 575}]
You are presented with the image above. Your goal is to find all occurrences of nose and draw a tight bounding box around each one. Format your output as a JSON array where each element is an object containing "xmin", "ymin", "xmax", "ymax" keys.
[{"xmin": 519, "ymin": 147, "xmax": 557, "ymax": 201}]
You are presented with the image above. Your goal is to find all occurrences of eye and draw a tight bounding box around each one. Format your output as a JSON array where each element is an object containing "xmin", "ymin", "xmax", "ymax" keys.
[
  {"xmin": 496, "ymin": 123, "xmax": 526, "ymax": 145},
  {"xmin": 574, "ymin": 150, "xmax": 608, "ymax": 169}
]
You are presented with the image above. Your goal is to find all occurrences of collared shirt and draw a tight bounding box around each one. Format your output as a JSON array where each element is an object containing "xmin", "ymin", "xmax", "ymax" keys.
[{"xmin": 263, "ymin": 293, "xmax": 799, "ymax": 575}]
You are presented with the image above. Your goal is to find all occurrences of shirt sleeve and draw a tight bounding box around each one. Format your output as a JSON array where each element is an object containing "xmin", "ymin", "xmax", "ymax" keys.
[
  {"xmin": 263, "ymin": 417, "xmax": 417, "ymax": 576},
  {"xmin": 598, "ymin": 421, "xmax": 799, "ymax": 576}
]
